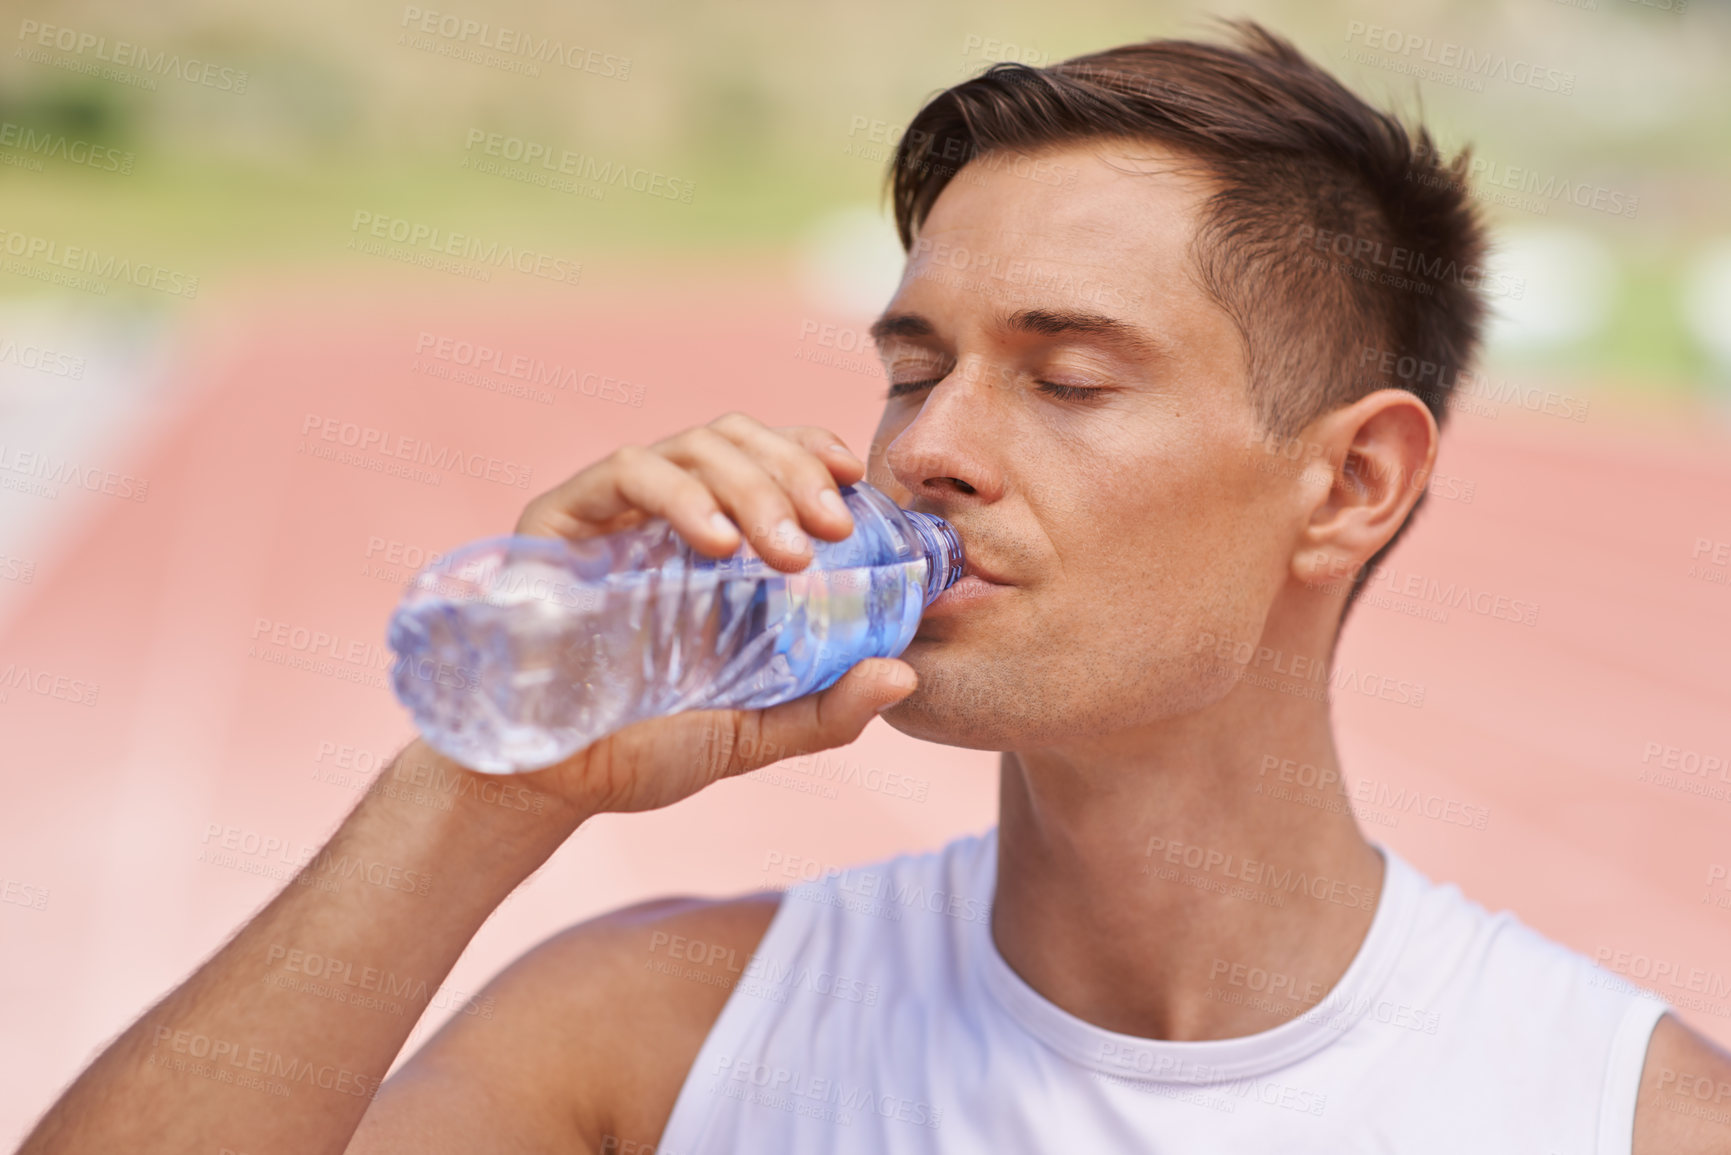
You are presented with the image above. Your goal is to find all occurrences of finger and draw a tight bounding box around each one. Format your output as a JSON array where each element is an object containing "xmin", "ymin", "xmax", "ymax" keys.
[
  {"xmin": 717, "ymin": 659, "xmax": 917, "ymax": 779},
  {"xmin": 655, "ymin": 427, "xmax": 813, "ymax": 571},
  {"xmin": 708, "ymin": 416, "xmax": 856, "ymax": 543},
  {"xmin": 774, "ymin": 426, "xmax": 867, "ymax": 487},
  {"xmin": 517, "ymin": 446, "xmax": 742, "ymax": 557}
]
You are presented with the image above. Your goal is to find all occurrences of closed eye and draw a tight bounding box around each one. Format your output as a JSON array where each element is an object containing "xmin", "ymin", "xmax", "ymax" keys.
[
  {"xmin": 887, "ymin": 376, "xmax": 1112, "ymax": 402},
  {"xmin": 886, "ymin": 379, "xmax": 943, "ymax": 400},
  {"xmin": 1037, "ymin": 381, "xmax": 1109, "ymax": 402}
]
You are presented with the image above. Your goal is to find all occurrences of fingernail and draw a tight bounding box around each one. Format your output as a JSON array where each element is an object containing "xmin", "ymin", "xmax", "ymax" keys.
[
  {"xmin": 772, "ymin": 518, "xmax": 809, "ymax": 553},
  {"xmin": 709, "ymin": 511, "xmax": 738, "ymax": 539},
  {"xmin": 828, "ymin": 443, "xmax": 862, "ymax": 464},
  {"xmin": 817, "ymin": 488, "xmax": 849, "ymax": 521}
]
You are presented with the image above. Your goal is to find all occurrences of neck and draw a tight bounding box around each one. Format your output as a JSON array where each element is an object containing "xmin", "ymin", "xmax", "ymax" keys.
[{"xmin": 991, "ymin": 673, "xmax": 1384, "ymax": 1042}]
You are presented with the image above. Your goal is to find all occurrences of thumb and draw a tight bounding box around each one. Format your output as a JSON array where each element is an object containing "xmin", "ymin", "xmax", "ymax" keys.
[{"xmin": 727, "ymin": 658, "xmax": 917, "ymax": 778}]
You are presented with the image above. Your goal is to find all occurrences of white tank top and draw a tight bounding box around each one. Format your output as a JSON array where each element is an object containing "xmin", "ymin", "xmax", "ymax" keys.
[{"xmin": 659, "ymin": 829, "xmax": 1667, "ymax": 1154}]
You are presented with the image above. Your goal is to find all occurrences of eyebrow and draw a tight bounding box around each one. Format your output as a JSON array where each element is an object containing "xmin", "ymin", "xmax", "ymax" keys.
[
  {"xmin": 1001, "ymin": 308, "xmax": 1166, "ymax": 360},
  {"xmin": 869, "ymin": 312, "xmax": 936, "ymax": 345},
  {"xmin": 869, "ymin": 308, "xmax": 1166, "ymax": 362}
]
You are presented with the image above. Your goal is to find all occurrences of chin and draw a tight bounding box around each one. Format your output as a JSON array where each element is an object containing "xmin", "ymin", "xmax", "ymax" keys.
[
  {"xmin": 873, "ymin": 643, "xmax": 1003, "ymax": 747},
  {"xmin": 882, "ymin": 643, "xmax": 1220, "ymax": 750},
  {"xmin": 876, "ymin": 695, "xmax": 1012, "ymax": 751},
  {"xmin": 875, "ymin": 649, "xmax": 1063, "ymax": 751}
]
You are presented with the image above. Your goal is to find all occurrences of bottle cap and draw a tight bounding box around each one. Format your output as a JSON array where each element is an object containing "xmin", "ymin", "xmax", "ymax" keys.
[{"xmin": 901, "ymin": 510, "xmax": 965, "ymax": 606}]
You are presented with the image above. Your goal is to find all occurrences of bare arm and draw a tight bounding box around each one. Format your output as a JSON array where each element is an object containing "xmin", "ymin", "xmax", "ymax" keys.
[
  {"xmin": 347, "ymin": 893, "xmax": 783, "ymax": 1153},
  {"xmin": 1633, "ymin": 1013, "xmax": 1731, "ymax": 1154},
  {"xmin": 19, "ymin": 740, "xmax": 584, "ymax": 1155},
  {"xmin": 18, "ymin": 414, "xmax": 915, "ymax": 1155}
]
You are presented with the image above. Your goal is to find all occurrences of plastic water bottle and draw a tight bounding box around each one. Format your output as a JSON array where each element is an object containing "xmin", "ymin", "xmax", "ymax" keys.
[{"xmin": 387, "ymin": 481, "xmax": 963, "ymax": 774}]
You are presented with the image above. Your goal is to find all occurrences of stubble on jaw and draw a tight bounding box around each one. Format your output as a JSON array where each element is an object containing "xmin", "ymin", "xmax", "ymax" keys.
[{"xmin": 883, "ymin": 628, "xmax": 1245, "ymax": 753}]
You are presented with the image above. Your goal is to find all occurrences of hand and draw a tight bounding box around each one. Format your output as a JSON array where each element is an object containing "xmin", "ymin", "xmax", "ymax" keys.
[
  {"xmin": 516, "ymin": 411, "xmax": 866, "ymax": 570},
  {"xmin": 505, "ymin": 412, "xmax": 919, "ymax": 814}
]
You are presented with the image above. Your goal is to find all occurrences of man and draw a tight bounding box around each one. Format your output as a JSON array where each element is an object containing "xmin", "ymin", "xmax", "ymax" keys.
[{"xmin": 22, "ymin": 22, "xmax": 1730, "ymax": 1155}]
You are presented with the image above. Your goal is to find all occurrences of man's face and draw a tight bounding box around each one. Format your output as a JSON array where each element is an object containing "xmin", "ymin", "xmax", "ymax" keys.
[{"xmin": 868, "ymin": 138, "xmax": 1301, "ymax": 750}]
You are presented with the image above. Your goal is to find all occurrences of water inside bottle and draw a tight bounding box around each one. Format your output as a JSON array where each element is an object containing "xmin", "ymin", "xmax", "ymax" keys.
[{"xmin": 390, "ymin": 539, "xmax": 930, "ymax": 773}]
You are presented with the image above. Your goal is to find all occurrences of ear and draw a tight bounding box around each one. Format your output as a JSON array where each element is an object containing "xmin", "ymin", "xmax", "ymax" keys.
[{"xmin": 1290, "ymin": 389, "xmax": 1438, "ymax": 590}]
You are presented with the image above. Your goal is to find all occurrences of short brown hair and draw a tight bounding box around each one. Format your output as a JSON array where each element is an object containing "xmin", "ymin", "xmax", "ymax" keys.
[{"xmin": 887, "ymin": 21, "xmax": 1489, "ymax": 613}]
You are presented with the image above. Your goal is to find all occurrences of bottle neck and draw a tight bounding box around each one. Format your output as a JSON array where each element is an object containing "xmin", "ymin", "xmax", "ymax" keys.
[{"xmin": 901, "ymin": 510, "xmax": 965, "ymax": 607}]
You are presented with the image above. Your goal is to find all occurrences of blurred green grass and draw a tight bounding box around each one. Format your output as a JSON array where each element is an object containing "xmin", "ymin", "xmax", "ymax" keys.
[{"xmin": 0, "ymin": 149, "xmax": 870, "ymax": 262}]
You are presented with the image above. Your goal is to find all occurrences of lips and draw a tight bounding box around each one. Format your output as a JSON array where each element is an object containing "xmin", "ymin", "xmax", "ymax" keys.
[
  {"xmin": 919, "ymin": 544, "xmax": 1012, "ymax": 617},
  {"xmin": 953, "ymin": 542, "xmax": 1010, "ymax": 587},
  {"xmin": 906, "ymin": 510, "xmax": 1012, "ymax": 611},
  {"xmin": 960, "ymin": 564, "xmax": 1007, "ymax": 587}
]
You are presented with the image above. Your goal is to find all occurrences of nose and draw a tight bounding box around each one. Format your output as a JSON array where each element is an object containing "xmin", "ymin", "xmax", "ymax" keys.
[{"xmin": 882, "ymin": 366, "xmax": 1006, "ymax": 508}]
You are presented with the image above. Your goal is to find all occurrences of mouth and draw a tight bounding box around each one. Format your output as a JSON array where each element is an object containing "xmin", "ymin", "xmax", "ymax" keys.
[{"xmin": 923, "ymin": 555, "xmax": 1012, "ymax": 615}]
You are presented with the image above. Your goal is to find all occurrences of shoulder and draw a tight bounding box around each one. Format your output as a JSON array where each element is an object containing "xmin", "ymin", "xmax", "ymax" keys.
[
  {"xmin": 353, "ymin": 892, "xmax": 782, "ymax": 1153},
  {"xmin": 1405, "ymin": 884, "xmax": 1727, "ymax": 1155},
  {"xmin": 1392, "ymin": 858, "xmax": 1641, "ymax": 1025},
  {"xmin": 1633, "ymin": 1013, "xmax": 1731, "ymax": 1154},
  {"xmin": 517, "ymin": 891, "xmax": 786, "ymax": 1145}
]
